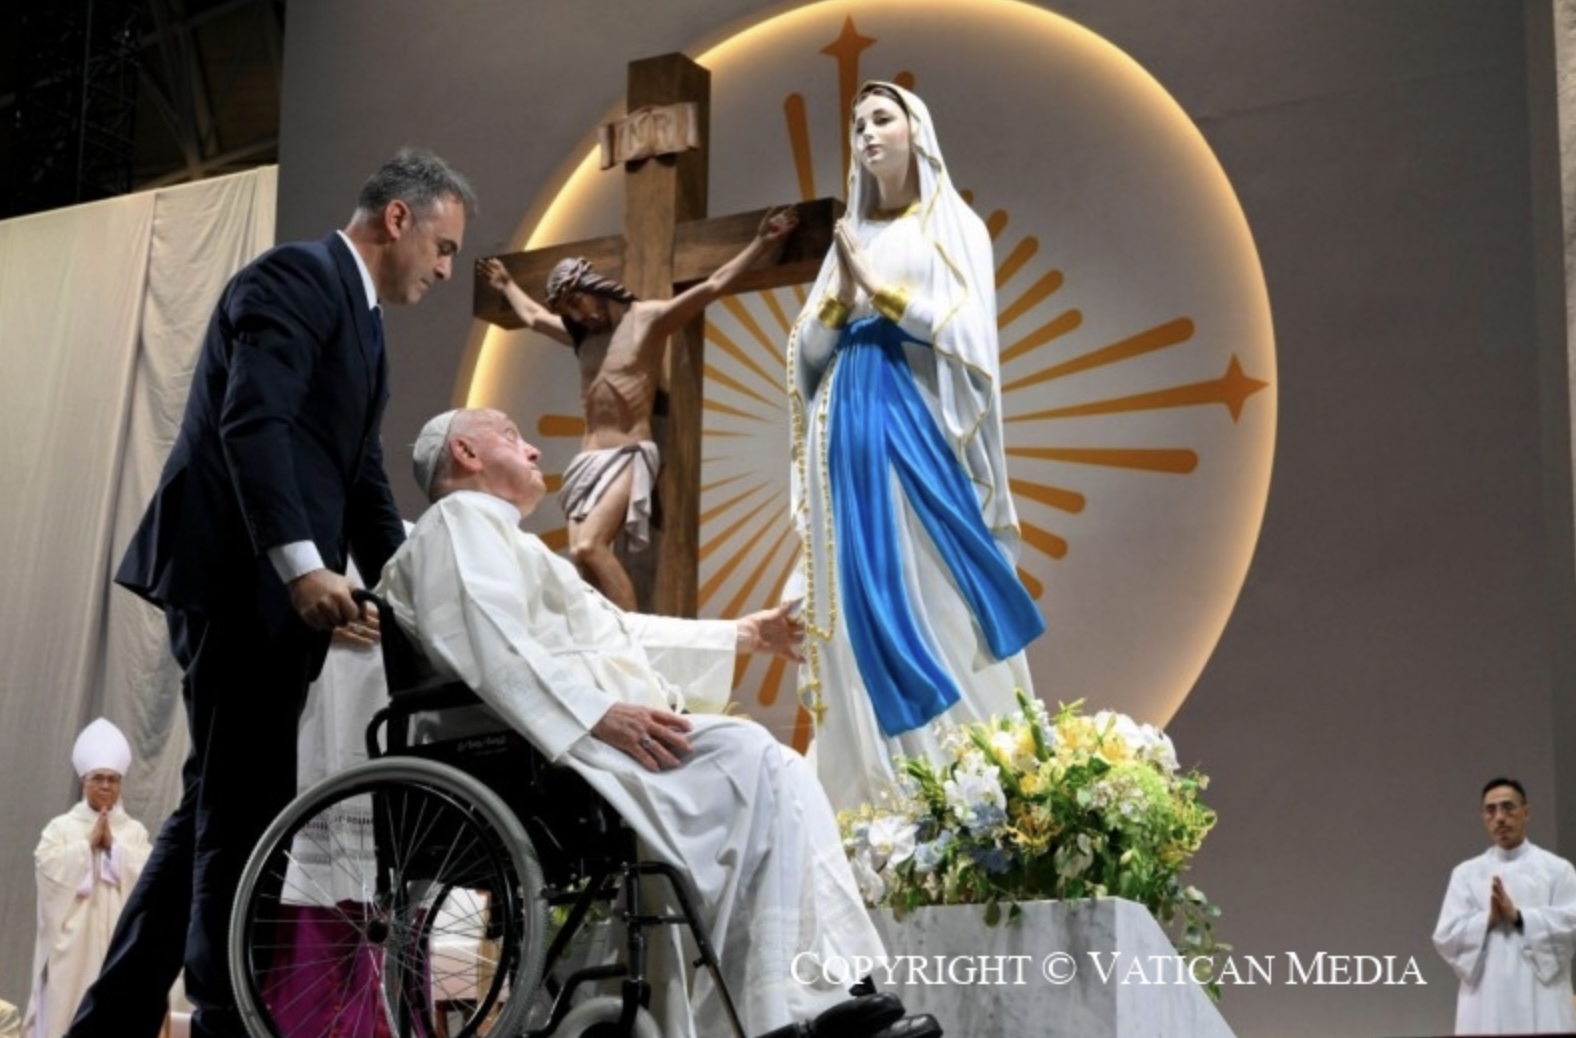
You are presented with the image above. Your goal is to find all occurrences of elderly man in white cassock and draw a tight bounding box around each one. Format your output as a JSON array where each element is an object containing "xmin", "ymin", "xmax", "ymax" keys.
[
  {"xmin": 24, "ymin": 719, "xmax": 152, "ymax": 1038},
  {"xmin": 1433, "ymin": 776, "xmax": 1576, "ymax": 1034},
  {"xmin": 374, "ymin": 407, "xmax": 941, "ymax": 1038}
]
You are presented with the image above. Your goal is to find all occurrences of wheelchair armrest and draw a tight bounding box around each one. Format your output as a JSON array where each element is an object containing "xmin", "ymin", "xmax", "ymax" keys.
[
  {"xmin": 367, "ymin": 677, "xmax": 486, "ymax": 757},
  {"xmin": 384, "ymin": 677, "xmax": 482, "ymax": 711}
]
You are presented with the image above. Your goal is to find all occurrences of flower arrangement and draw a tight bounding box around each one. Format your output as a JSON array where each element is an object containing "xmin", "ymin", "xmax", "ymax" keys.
[{"xmin": 841, "ymin": 692, "xmax": 1224, "ymax": 963}]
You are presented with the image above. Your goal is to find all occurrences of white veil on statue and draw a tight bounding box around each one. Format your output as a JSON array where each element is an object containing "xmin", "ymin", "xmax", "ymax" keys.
[{"xmin": 787, "ymin": 81, "xmax": 1021, "ymax": 565}]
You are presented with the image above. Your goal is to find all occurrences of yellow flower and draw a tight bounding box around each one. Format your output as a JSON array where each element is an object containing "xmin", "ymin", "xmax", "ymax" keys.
[
  {"xmin": 1057, "ymin": 716, "xmax": 1097, "ymax": 754},
  {"xmin": 1007, "ymin": 804, "xmax": 1059, "ymax": 853},
  {"xmin": 1097, "ymin": 733, "xmax": 1132, "ymax": 764}
]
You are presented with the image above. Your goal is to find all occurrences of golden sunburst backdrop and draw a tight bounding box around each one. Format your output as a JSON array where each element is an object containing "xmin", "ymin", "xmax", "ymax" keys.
[{"xmin": 470, "ymin": 0, "xmax": 1276, "ymax": 749}]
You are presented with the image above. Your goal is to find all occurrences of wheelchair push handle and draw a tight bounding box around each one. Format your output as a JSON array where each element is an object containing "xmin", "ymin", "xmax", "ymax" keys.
[
  {"xmin": 347, "ymin": 588, "xmax": 425, "ymax": 690},
  {"xmin": 351, "ymin": 587, "xmax": 385, "ymax": 610}
]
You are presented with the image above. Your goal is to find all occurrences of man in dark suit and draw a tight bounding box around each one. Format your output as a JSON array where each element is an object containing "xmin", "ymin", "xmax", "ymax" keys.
[{"xmin": 67, "ymin": 147, "xmax": 475, "ymax": 1038}]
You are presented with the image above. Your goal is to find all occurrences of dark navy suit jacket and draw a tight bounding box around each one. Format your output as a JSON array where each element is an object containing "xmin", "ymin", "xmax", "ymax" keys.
[{"xmin": 116, "ymin": 233, "xmax": 406, "ymax": 662}]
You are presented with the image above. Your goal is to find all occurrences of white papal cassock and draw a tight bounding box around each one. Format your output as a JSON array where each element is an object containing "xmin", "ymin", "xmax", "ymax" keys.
[
  {"xmin": 25, "ymin": 802, "xmax": 151, "ymax": 1038},
  {"xmin": 376, "ymin": 490, "xmax": 886, "ymax": 1037},
  {"xmin": 1433, "ymin": 840, "xmax": 1576, "ymax": 1034}
]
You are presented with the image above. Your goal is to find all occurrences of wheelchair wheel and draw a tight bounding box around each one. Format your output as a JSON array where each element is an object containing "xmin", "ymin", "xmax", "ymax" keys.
[
  {"xmin": 553, "ymin": 995, "xmax": 664, "ymax": 1038},
  {"xmin": 229, "ymin": 757, "xmax": 548, "ymax": 1038}
]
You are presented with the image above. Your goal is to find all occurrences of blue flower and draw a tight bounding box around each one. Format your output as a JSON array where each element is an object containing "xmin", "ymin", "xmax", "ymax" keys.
[
  {"xmin": 968, "ymin": 845, "xmax": 1012, "ymax": 875},
  {"xmin": 912, "ymin": 830, "xmax": 955, "ymax": 874}
]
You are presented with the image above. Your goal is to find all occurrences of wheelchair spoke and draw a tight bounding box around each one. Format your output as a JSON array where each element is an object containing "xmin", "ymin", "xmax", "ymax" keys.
[{"xmin": 230, "ymin": 759, "xmax": 546, "ymax": 1038}]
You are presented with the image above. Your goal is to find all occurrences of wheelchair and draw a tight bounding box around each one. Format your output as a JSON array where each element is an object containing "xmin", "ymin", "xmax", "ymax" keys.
[{"xmin": 225, "ymin": 589, "xmax": 749, "ymax": 1038}]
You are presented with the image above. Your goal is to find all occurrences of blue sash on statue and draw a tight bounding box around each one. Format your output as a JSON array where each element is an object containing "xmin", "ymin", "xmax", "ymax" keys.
[{"xmin": 828, "ymin": 315, "xmax": 1046, "ymax": 737}]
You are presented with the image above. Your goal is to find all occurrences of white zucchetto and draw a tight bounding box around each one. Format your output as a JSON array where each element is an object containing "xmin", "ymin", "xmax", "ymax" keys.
[{"xmin": 412, "ymin": 409, "xmax": 461, "ymax": 502}]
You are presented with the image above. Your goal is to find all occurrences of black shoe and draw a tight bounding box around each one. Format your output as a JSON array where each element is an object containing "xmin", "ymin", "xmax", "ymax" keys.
[
  {"xmin": 754, "ymin": 1024, "xmax": 813, "ymax": 1038},
  {"xmin": 849, "ymin": 974, "xmax": 878, "ymax": 998},
  {"xmin": 752, "ymin": 994, "xmax": 909, "ymax": 1038},
  {"xmin": 813, "ymin": 993, "xmax": 906, "ymax": 1038},
  {"xmin": 870, "ymin": 1014, "xmax": 943, "ymax": 1038}
]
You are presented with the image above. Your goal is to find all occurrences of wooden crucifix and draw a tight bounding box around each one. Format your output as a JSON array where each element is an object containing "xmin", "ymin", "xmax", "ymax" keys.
[{"xmin": 474, "ymin": 52, "xmax": 838, "ymax": 616}]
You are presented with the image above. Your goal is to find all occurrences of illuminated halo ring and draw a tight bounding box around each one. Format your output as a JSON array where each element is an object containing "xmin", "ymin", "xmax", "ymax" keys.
[{"xmin": 465, "ymin": 0, "xmax": 1275, "ymax": 749}]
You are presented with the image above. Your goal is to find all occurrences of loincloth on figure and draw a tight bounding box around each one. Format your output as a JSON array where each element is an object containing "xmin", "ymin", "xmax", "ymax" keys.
[{"xmin": 557, "ymin": 442, "xmax": 661, "ymax": 551}]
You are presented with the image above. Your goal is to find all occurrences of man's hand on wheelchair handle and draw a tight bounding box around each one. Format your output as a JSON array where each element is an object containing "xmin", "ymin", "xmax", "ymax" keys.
[
  {"xmin": 737, "ymin": 602, "xmax": 806, "ymax": 661},
  {"xmin": 330, "ymin": 601, "xmax": 381, "ymax": 650},
  {"xmin": 290, "ymin": 568, "xmax": 361, "ymax": 631},
  {"xmin": 592, "ymin": 702, "xmax": 694, "ymax": 772}
]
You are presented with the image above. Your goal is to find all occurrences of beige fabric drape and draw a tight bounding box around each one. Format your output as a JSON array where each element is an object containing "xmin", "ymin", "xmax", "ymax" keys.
[{"xmin": 0, "ymin": 167, "xmax": 277, "ymax": 1005}]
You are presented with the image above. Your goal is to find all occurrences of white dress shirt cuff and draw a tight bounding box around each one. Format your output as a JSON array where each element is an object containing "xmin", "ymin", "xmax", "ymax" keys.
[{"xmin": 268, "ymin": 541, "xmax": 326, "ymax": 584}]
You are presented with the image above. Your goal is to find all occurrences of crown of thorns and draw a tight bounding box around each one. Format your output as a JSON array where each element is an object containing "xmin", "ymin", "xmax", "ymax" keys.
[{"xmin": 545, "ymin": 257, "xmax": 635, "ymax": 311}]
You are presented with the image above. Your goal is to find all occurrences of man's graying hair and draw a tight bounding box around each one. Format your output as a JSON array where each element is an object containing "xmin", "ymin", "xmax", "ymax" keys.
[{"xmin": 357, "ymin": 147, "xmax": 478, "ymax": 220}]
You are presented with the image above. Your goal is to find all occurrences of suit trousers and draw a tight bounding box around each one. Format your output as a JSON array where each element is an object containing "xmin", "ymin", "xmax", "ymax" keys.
[{"xmin": 67, "ymin": 607, "xmax": 315, "ymax": 1038}]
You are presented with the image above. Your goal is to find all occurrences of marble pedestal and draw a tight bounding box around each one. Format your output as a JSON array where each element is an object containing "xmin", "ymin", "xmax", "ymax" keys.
[{"xmin": 868, "ymin": 899, "xmax": 1236, "ymax": 1038}]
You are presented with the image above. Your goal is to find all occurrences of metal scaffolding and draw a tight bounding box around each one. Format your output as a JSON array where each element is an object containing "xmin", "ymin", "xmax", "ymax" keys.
[{"xmin": 8, "ymin": 0, "xmax": 142, "ymax": 217}]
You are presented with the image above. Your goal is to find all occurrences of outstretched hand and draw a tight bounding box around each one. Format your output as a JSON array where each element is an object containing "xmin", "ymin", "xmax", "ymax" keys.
[
  {"xmin": 758, "ymin": 205, "xmax": 800, "ymax": 243},
  {"xmin": 737, "ymin": 601, "xmax": 806, "ymax": 662},
  {"xmin": 476, "ymin": 257, "xmax": 515, "ymax": 292}
]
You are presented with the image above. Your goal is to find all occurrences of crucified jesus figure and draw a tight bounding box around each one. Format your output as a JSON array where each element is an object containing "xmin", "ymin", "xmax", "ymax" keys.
[{"xmin": 478, "ymin": 204, "xmax": 799, "ymax": 610}]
